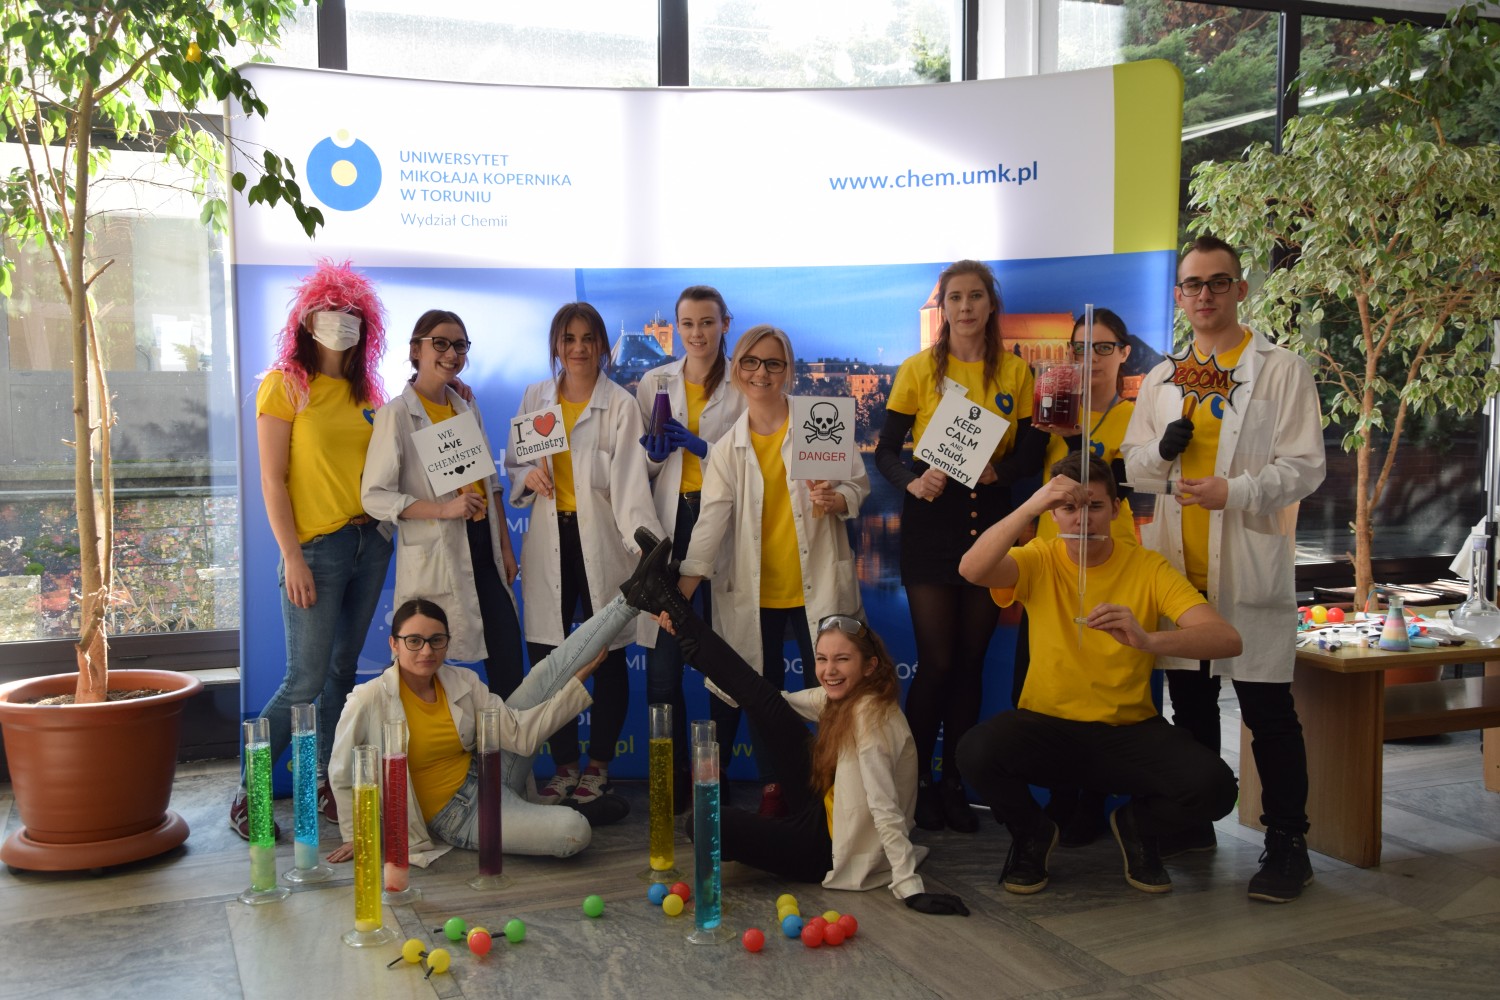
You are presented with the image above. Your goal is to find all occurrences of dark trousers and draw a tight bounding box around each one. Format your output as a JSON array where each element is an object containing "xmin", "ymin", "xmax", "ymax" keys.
[
  {"xmin": 674, "ymin": 604, "xmax": 833, "ymax": 883},
  {"xmin": 1166, "ymin": 663, "xmax": 1309, "ymax": 834},
  {"xmin": 466, "ymin": 518, "xmax": 525, "ymax": 699},
  {"xmin": 528, "ymin": 514, "xmax": 629, "ymax": 766},
  {"xmin": 956, "ymin": 709, "xmax": 1238, "ymax": 840}
]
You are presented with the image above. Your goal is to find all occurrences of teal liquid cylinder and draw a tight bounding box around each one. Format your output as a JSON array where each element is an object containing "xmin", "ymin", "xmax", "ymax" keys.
[
  {"xmin": 692, "ymin": 779, "xmax": 722, "ymax": 930},
  {"xmin": 291, "ymin": 728, "xmax": 319, "ymax": 869}
]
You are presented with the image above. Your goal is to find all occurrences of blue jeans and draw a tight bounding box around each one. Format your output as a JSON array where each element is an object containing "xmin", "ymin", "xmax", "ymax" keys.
[{"xmin": 260, "ymin": 520, "xmax": 392, "ymax": 771}]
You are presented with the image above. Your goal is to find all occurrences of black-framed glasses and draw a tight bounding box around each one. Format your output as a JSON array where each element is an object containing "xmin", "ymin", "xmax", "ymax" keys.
[
  {"xmin": 393, "ymin": 632, "xmax": 450, "ymax": 651},
  {"xmin": 817, "ymin": 614, "xmax": 868, "ymax": 638},
  {"xmin": 738, "ymin": 355, "xmax": 787, "ymax": 374},
  {"xmin": 1069, "ymin": 342, "xmax": 1122, "ymax": 357},
  {"xmin": 1175, "ymin": 276, "xmax": 1237, "ymax": 297},
  {"xmin": 414, "ymin": 336, "xmax": 471, "ymax": 355}
]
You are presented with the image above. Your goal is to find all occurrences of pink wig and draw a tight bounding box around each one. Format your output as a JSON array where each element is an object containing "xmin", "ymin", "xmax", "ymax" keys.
[{"xmin": 267, "ymin": 259, "xmax": 388, "ymax": 409}]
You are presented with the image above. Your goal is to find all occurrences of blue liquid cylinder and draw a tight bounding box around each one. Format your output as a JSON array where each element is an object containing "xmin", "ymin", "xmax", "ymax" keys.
[
  {"xmin": 291, "ymin": 729, "xmax": 319, "ymax": 869},
  {"xmin": 692, "ymin": 780, "xmax": 722, "ymax": 930}
]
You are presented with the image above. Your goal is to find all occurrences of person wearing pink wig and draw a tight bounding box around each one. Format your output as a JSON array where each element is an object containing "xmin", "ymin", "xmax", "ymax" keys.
[{"xmin": 230, "ymin": 259, "xmax": 394, "ymax": 839}]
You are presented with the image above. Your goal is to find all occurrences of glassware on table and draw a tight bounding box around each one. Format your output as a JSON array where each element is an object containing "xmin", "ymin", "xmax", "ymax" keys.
[
  {"xmin": 1452, "ymin": 534, "xmax": 1500, "ymax": 642},
  {"xmin": 1032, "ymin": 361, "xmax": 1082, "ymax": 430}
]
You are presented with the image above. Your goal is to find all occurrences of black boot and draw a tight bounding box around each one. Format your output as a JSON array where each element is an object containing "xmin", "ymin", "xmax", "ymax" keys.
[{"xmin": 620, "ymin": 527, "xmax": 678, "ymax": 615}]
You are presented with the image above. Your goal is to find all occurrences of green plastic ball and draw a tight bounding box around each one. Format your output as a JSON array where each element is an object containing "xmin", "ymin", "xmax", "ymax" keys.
[
  {"xmin": 504, "ymin": 918, "xmax": 526, "ymax": 943},
  {"xmin": 583, "ymin": 894, "xmax": 605, "ymax": 918},
  {"xmin": 442, "ymin": 917, "xmax": 467, "ymax": 941}
]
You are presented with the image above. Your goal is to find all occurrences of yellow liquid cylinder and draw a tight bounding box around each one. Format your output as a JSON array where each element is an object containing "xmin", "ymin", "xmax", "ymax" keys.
[
  {"xmin": 353, "ymin": 784, "xmax": 382, "ymax": 931},
  {"xmin": 648, "ymin": 737, "xmax": 674, "ymax": 871}
]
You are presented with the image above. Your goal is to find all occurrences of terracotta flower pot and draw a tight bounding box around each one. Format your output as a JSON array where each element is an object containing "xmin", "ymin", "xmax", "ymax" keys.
[{"xmin": 0, "ymin": 668, "xmax": 203, "ymax": 871}]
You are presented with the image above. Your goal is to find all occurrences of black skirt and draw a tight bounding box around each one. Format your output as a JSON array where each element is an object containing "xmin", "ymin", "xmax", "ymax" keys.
[{"xmin": 899, "ymin": 460, "xmax": 1013, "ymax": 586}]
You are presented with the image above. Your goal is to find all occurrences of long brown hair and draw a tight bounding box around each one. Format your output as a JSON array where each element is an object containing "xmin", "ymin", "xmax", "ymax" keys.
[
  {"xmin": 676, "ymin": 285, "xmax": 731, "ymax": 398},
  {"xmin": 808, "ymin": 622, "xmax": 901, "ymax": 797},
  {"xmin": 547, "ymin": 301, "xmax": 612, "ymax": 381},
  {"xmin": 931, "ymin": 259, "xmax": 1004, "ymax": 388}
]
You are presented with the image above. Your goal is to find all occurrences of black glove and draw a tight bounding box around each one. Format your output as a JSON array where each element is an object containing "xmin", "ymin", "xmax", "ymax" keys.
[
  {"xmin": 904, "ymin": 892, "xmax": 970, "ymax": 916},
  {"xmin": 1158, "ymin": 417, "xmax": 1194, "ymax": 461}
]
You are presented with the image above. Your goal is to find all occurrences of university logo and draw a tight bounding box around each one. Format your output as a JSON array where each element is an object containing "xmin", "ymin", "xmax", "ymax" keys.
[{"xmin": 306, "ymin": 130, "xmax": 382, "ymax": 211}]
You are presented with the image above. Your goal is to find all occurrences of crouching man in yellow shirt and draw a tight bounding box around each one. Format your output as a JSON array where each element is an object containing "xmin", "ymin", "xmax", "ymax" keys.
[{"xmin": 955, "ymin": 452, "xmax": 1241, "ymax": 895}]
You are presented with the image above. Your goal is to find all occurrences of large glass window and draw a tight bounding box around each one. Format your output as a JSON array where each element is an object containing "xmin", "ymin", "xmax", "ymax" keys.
[
  {"xmin": 345, "ymin": 0, "xmax": 658, "ymax": 86},
  {"xmin": 689, "ymin": 0, "xmax": 956, "ymax": 86}
]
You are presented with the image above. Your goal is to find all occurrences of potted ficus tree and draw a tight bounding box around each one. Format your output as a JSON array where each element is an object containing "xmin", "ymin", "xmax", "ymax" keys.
[
  {"xmin": 0, "ymin": 0, "xmax": 321, "ymax": 870},
  {"xmin": 1187, "ymin": 2, "xmax": 1500, "ymax": 608}
]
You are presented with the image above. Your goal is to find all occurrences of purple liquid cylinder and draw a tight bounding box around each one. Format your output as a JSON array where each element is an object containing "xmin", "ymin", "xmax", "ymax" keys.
[
  {"xmin": 477, "ymin": 749, "xmax": 503, "ymax": 876},
  {"xmin": 650, "ymin": 378, "xmax": 672, "ymax": 437}
]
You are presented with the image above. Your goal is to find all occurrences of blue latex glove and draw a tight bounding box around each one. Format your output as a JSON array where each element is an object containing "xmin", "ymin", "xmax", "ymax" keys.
[
  {"xmin": 662, "ymin": 418, "xmax": 708, "ymax": 459},
  {"xmin": 638, "ymin": 432, "xmax": 673, "ymax": 463}
]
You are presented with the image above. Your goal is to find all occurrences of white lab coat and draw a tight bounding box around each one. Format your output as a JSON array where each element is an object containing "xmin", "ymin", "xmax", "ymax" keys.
[
  {"xmin": 1122, "ymin": 326, "xmax": 1326, "ymax": 682},
  {"xmin": 361, "ymin": 383, "xmax": 515, "ymax": 663},
  {"xmin": 506, "ymin": 376, "xmax": 663, "ymax": 649},
  {"xmin": 786, "ymin": 687, "xmax": 927, "ymax": 898},
  {"xmin": 328, "ymin": 662, "xmax": 591, "ymax": 867},
  {"xmin": 634, "ymin": 357, "xmax": 746, "ymax": 647},
  {"xmin": 679, "ymin": 407, "xmax": 869, "ymax": 687}
]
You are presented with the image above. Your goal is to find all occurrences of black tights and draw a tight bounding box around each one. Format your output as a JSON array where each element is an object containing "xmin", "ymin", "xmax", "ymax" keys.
[{"xmin": 903, "ymin": 582, "xmax": 1001, "ymax": 784}]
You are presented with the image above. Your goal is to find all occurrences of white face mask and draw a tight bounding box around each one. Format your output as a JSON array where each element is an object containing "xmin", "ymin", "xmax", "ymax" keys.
[{"xmin": 309, "ymin": 311, "xmax": 362, "ymax": 351}]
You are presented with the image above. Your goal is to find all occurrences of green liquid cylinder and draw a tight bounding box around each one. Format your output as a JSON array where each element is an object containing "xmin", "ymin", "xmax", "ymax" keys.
[
  {"xmin": 353, "ymin": 784, "xmax": 383, "ymax": 931},
  {"xmin": 692, "ymin": 780, "xmax": 721, "ymax": 930},
  {"xmin": 649, "ymin": 737, "xmax": 675, "ymax": 871},
  {"xmin": 246, "ymin": 740, "xmax": 276, "ymax": 890}
]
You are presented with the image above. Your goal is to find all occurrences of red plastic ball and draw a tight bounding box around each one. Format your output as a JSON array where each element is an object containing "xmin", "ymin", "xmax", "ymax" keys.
[
  {"xmin": 1327, "ymin": 607, "xmax": 1346, "ymax": 623},
  {"xmin": 836, "ymin": 914, "xmax": 857, "ymax": 938},
  {"xmin": 806, "ymin": 916, "xmax": 828, "ymax": 932},
  {"xmin": 670, "ymin": 881, "xmax": 692, "ymax": 902},
  {"xmin": 467, "ymin": 929, "xmax": 492, "ymax": 957},
  {"xmin": 801, "ymin": 924, "xmax": 825, "ymax": 948},
  {"xmin": 823, "ymin": 924, "xmax": 846, "ymax": 947},
  {"xmin": 742, "ymin": 928, "xmax": 765, "ymax": 953}
]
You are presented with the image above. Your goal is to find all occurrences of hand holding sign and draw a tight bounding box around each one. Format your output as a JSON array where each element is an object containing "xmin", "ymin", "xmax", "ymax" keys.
[
  {"xmin": 510, "ymin": 405, "xmax": 569, "ymax": 499},
  {"xmin": 913, "ymin": 394, "xmax": 1009, "ymax": 488}
]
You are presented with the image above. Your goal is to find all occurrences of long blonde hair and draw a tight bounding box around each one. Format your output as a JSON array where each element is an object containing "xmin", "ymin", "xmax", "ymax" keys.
[{"xmin": 808, "ymin": 623, "xmax": 901, "ymax": 797}]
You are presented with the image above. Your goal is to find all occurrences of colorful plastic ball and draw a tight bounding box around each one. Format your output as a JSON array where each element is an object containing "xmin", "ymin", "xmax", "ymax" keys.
[
  {"xmin": 662, "ymin": 893, "xmax": 685, "ymax": 917},
  {"xmin": 400, "ymin": 938, "xmax": 426, "ymax": 964},
  {"xmin": 742, "ymin": 928, "xmax": 766, "ymax": 953},
  {"xmin": 823, "ymin": 924, "xmax": 846, "ymax": 947},
  {"xmin": 837, "ymin": 914, "xmax": 858, "ymax": 938},
  {"xmin": 822, "ymin": 909, "xmax": 841, "ymax": 923},
  {"xmin": 777, "ymin": 904, "xmax": 800, "ymax": 922},
  {"xmin": 648, "ymin": 883, "xmax": 670, "ymax": 905},
  {"xmin": 467, "ymin": 929, "xmax": 492, "ymax": 956},
  {"xmin": 442, "ymin": 917, "xmax": 467, "ymax": 941},
  {"xmin": 781, "ymin": 914, "xmax": 804, "ymax": 938},
  {"xmin": 775, "ymin": 893, "xmax": 798, "ymax": 910},
  {"xmin": 1327, "ymin": 607, "xmax": 1346, "ymax": 623},
  {"xmin": 670, "ymin": 881, "xmax": 692, "ymax": 902},
  {"xmin": 583, "ymin": 895, "xmax": 605, "ymax": 918},
  {"xmin": 806, "ymin": 916, "xmax": 828, "ymax": 932},
  {"xmin": 503, "ymin": 918, "xmax": 526, "ymax": 944},
  {"xmin": 1311, "ymin": 605, "xmax": 1328, "ymax": 624},
  {"xmin": 427, "ymin": 948, "xmax": 452, "ymax": 974},
  {"xmin": 801, "ymin": 924, "xmax": 825, "ymax": 948}
]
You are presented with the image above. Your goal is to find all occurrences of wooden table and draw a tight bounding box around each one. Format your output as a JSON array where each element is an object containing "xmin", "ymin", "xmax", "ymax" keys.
[{"xmin": 1237, "ymin": 633, "xmax": 1500, "ymax": 867}]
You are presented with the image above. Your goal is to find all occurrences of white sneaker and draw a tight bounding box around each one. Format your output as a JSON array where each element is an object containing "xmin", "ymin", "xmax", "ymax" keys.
[
  {"xmin": 538, "ymin": 764, "xmax": 579, "ymax": 805},
  {"xmin": 569, "ymin": 763, "xmax": 608, "ymax": 804}
]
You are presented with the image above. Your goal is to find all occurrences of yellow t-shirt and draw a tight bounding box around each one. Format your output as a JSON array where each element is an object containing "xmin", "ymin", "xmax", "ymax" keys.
[
  {"xmin": 680, "ymin": 379, "xmax": 709, "ymax": 494},
  {"xmin": 399, "ymin": 676, "xmax": 472, "ymax": 823},
  {"xmin": 1180, "ymin": 329, "xmax": 1251, "ymax": 590},
  {"xmin": 752, "ymin": 418, "xmax": 804, "ymax": 608},
  {"xmin": 1037, "ymin": 399, "xmax": 1137, "ymax": 546},
  {"xmin": 417, "ymin": 393, "xmax": 487, "ymax": 506},
  {"xmin": 991, "ymin": 537, "xmax": 1205, "ymax": 725},
  {"xmin": 255, "ymin": 371, "xmax": 375, "ymax": 544},
  {"xmin": 886, "ymin": 349, "xmax": 1034, "ymax": 463},
  {"xmin": 552, "ymin": 396, "xmax": 589, "ymax": 514},
  {"xmin": 825, "ymin": 783, "xmax": 836, "ymax": 838}
]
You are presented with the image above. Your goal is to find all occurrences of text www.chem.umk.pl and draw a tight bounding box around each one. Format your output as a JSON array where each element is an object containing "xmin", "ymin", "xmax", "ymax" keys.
[{"xmin": 828, "ymin": 160, "xmax": 1039, "ymax": 192}]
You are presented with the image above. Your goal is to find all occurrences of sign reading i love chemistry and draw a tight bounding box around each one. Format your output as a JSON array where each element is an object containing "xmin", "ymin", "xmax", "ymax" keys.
[{"xmin": 509, "ymin": 404, "xmax": 569, "ymax": 463}]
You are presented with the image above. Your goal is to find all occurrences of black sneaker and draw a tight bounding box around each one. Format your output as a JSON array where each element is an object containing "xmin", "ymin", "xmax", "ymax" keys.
[
  {"xmin": 1000, "ymin": 816, "xmax": 1058, "ymax": 895},
  {"xmin": 914, "ymin": 779, "xmax": 945, "ymax": 831},
  {"xmin": 1109, "ymin": 804, "xmax": 1171, "ymax": 894},
  {"xmin": 1157, "ymin": 822, "xmax": 1217, "ymax": 859},
  {"xmin": 1248, "ymin": 828, "xmax": 1314, "ymax": 903},
  {"xmin": 566, "ymin": 791, "xmax": 631, "ymax": 827}
]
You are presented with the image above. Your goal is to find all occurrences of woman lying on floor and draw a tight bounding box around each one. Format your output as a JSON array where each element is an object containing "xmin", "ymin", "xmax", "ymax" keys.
[{"xmin": 624, "ymin": 527, "xmax": 968, "ymax": 915}]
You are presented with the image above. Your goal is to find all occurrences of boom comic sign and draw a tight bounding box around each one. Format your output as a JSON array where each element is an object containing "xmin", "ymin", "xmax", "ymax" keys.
[{"xmin": 1167, "ymin": 348, "xmax": 1243, "ymax": 419}]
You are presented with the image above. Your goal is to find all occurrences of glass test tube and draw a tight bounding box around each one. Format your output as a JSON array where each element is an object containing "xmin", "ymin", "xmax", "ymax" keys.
[
  {"xmin": 382, "ymin": 718, "xmax": 420, "ymax": 903},
  {"xmin": 687, "ymin": 740, "xmax": 730, "ymax": 944},
  {"xmin": 282, "ymin": 703, "xmax": 333, "ymax": 884},
  {"xmin": 343, "ymin": 744, "xmax": 397, "ymax": 946},
  {"xmin": 238, "ymin": 717, "xmax": 289, "ymax": 904},
  {"xmin": 468, "ymin": 707, "xmax": 513, "ymax": 890},
  {"xmin": 642, "ymin": 703, "xmax": 681, "ymax": 882}
]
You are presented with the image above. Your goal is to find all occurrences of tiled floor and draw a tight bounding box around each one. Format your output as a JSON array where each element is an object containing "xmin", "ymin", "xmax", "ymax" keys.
[{"xmin": 4, "ymin": 708, "xmax": 1500, "ymax": 999}]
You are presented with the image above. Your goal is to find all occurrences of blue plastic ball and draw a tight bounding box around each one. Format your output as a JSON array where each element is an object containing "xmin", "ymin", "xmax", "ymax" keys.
[
  {"xmin": 648, "ymin": 883, "xmax": 670, "ymax": 905},
  {"xmin": 781, "ymin": 913, "xmax": 804, "ymax": 939}
]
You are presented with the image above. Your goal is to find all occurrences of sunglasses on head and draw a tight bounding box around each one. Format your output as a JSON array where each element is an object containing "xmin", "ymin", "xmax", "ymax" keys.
[{"xmin": 817, "ymin": 614, "xmax": 868, "ymax": 638}]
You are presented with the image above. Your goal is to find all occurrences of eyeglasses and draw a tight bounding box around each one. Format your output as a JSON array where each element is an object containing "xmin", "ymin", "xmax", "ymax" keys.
[
  {"xmin": 1069, "ymin": 342, "xmax": 1122, "ymax": 357},
  {"xmin": 817, "ymin": 614, "xmax": 868, "ymax": 638},
  {"xmin": 738, "ymin": 355, "xmax": 787, "ymax": 374},
  {"xmin": 1175, "ymin": 276, "xmax": 1238, "ymax": 297},
  {"xmin": 393, "ymin": 632, "xmax": 450, "ymax": 651},
  {"xmin": 414, "ymin": 336, "xmax": 471, "ymax": 355}
]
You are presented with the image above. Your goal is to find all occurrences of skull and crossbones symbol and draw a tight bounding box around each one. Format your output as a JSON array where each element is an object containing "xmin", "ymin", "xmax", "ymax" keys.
[{"xmin": 802, "ymin": 401, "xmax": 846, "ymax": 444}]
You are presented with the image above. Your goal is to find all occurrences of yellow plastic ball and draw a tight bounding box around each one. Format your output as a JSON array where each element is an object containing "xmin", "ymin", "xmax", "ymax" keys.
[
  {"xmin": 822, "ymin": 909, "xmax": 841, "ymax": 923},
  {"xmin": 662, "ymin": 893, "xmax": 685, "ymax": 917},
  {"xmin": 401, "ymin": 938, "xmax": 425, "ymax": 964},
  {"xmin": 777, "ymin": 905, "xmax": 800, "ymax": 922},
  {"xmin": 1311, "ymin": 605, "xmax": 1328, "ymax": 624},
  {"xmin": 775, "ymin": 893, "xmax": 798, "ymax": 910},
  {"xmin": 427, "ymin": 948, "xmax": 451, "ymax": 974}
]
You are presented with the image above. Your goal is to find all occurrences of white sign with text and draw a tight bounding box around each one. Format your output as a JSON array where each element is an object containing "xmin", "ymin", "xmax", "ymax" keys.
[
  {"xmin": 412, "ymin": 409, "xmax": 497, "ymax": 496},
  {"xmin": 787, "ymin": 396, "xmax": 857, "ymax": 481},
  {"xmin": 508, "ymin": 404, "xmax": 569, "ymax": 466},
  {"xmin": 913, "ymin": 393, "xmax": 1009, "ymax": 488}
]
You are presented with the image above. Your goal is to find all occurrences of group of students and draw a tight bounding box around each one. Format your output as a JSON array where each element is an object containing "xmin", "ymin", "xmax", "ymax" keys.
[{"xmin": 235, "ymin": 232, "xmax": 1326, "ymax": 910}]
